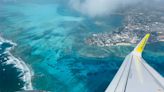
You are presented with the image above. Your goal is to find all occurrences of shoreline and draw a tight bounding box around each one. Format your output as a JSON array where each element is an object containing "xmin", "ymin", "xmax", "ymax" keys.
[{"xmin": 0, "ymin": 35, "xmax": 33, "ymax": 90}]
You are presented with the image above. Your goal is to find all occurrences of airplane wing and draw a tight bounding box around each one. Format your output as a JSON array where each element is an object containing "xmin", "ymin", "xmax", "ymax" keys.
[{"xmin": 105, "ymin": 34, "xmax": 164, "ymax": 92}]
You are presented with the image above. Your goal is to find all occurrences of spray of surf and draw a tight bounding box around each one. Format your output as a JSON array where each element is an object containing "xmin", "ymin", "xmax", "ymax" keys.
[{"xmin": 0, "ymin": 35, "xmax": 33, "ymax": 90}]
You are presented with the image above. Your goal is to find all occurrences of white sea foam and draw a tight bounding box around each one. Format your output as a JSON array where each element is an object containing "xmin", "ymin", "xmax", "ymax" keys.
[{"xmin": 0, "ymin": 35, "xmax": 33, "ymax": 90}]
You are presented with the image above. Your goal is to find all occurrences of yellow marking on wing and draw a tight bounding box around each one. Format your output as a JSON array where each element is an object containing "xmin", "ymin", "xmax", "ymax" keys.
[{"xmin": 135, "ymin": 34, "xmax": 150, "ymax": 53}]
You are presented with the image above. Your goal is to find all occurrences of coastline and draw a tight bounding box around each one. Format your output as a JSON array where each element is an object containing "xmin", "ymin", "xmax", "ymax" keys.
[{"xmin": 0, "ymin": 35, "xmax": 33, "ymax": 90}]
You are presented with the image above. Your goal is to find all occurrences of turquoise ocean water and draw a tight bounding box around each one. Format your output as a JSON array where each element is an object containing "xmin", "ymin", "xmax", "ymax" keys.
[{"xmin": 0, "ymin": 1, "xmax": 164, "ymax": 92}]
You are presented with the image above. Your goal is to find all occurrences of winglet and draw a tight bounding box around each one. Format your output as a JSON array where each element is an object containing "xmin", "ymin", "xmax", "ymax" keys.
[{"xmin": 133, "ymin": 34, "xmax": 150, "ymax": 55}]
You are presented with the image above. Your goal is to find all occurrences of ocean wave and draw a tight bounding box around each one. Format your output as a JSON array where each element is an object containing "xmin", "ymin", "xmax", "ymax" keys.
[{"xmin": 0, "ymin": 35, "xmax": 33, "ymax": 90}]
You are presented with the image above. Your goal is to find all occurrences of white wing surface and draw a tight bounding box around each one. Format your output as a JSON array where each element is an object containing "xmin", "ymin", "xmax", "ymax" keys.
[{"xmin": 105, "ymin": 34, "xmax": 164, "ymax": 92}]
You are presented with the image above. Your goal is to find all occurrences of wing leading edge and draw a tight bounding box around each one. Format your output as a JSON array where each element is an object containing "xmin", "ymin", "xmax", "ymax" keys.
[{"xmin": 105, "ymin": 34, "xmax": 164, "ymax": 92}]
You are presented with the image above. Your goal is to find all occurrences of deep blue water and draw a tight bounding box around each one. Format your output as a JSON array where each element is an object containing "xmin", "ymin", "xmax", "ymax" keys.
[
  {"xmin": 0, "ymin": 1, "xmax": 164, "ymax": 92},
  {"xmin": 0, "ymin": 42, "xmax": 25, "ymax": 92}
]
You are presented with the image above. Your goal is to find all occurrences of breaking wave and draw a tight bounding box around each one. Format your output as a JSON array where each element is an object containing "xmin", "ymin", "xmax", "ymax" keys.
[{"xmin": 0, "ymin": 35, "xmax": 33, "ymax": 90}]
